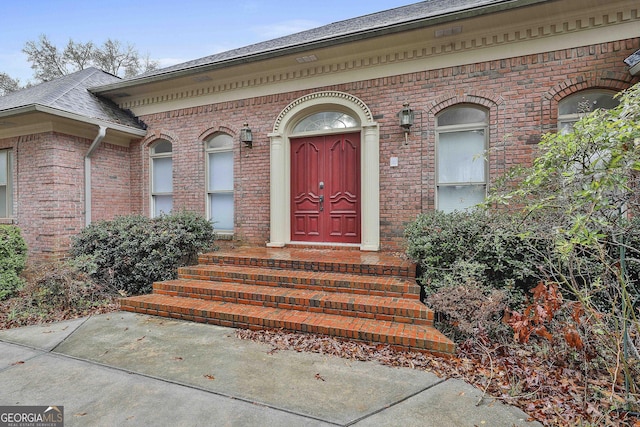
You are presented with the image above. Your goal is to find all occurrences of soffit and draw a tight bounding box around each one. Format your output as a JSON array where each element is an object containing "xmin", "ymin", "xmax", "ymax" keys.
[
  {"xmin": 104, "ymin": 0, "xmax": 638, "ymax": 115},
  {"xmin": 0, "ymin": 110, "xmax": 140, "ymax": 147}
]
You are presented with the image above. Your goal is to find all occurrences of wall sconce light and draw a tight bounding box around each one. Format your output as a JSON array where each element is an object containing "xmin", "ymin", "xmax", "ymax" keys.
[
  {"xmin": 398, "ymin": 103, "xmax": 414, "ymax": 144},
  {"xmin": 240, "ymin": 123, "xmax": 253, "ymax": 148}
]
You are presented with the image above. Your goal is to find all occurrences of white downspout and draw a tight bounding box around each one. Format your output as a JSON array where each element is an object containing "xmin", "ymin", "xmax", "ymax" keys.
[{"xmin": 84, "ymin": 125, "xmax": 107, "ymax": 226}]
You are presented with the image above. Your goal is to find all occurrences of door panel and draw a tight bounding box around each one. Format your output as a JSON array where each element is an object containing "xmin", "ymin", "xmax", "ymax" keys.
[{"xmin": 291, "ymin": 133, "xmax": 360, "ymax": 243}]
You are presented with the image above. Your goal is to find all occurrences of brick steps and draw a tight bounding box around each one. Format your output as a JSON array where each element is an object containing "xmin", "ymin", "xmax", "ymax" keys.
[
  {"xmin": 121, "ymin": 248, "xmax": 454, "ymax": 355},
  {"xmin": 198, "ymin": 250, "xmax": 416, "ymax": 278},
  {"xmin": 154, "ymin": 279, "xmax": 433, "ymax": 325},
  {"xmin": 121, "ymin": 294, "xmax": 453, "ymax": 354},
  {"xmin": 178, "ymin": 264, "xmax": 421, "ymax": 299}
]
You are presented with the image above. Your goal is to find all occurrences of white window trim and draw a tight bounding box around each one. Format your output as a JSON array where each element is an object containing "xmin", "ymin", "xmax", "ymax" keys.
[
  {"xmin": 205, "ymin": 136, "xmax": 234, "ymax": 234},
  {"xmin": 150, "ymin": 141, "xmax": 173, "ymax": 218},
  {"xmin": 0, "ymin": 149, "xmax": 13, "ymax": 218},
  {"xmin": 435, "ymin": 114, "xmax": 488, "ymax": 212}
]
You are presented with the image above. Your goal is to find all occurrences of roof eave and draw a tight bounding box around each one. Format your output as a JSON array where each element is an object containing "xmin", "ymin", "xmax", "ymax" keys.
[
  {"xmin": 90, "ymin": 0, "xmax": 551, "ymax": 95},
  {"xmin": 0, "ymin": 104, "xmax": 148, "ymax": 137}
]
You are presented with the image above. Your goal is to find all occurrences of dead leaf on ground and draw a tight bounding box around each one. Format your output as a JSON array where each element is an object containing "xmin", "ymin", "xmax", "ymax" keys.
[
  {"xmin": 203, "ymin": 374, "xmax": 215, "ymax": 380},
  {"xmin": 315, "ymin": 373, "xmax": 325, "ymax": 381},
  {"xmin": 11, "ymin": 361, "xmax": 24, "ymax": 366},
  {"xmin": 136, "ymin": 335, "xmax": 145, "ymax": 341},
  {"xmin": 74, "ymin": 413, "xmax": 87, "ymax": 417}
]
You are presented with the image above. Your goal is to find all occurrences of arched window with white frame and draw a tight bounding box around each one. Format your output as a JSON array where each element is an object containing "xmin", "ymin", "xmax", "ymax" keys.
[
  {"xmin": 206, "ymin": 134, "xmax": 234, "ymax": 233},
  {"xmin": 558, "ymin": 90, "xmax": 619, "ymax": 134},
  {"xmin": 150, "ymin": 140, "xmax": 173, "ymax": 217},
  {"xmin": 436, "ymin": 105, "xmax": 488, "ymax": 213}
]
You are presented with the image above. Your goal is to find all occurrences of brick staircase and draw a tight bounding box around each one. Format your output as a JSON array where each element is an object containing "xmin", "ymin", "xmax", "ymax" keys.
[{"xmin": 120, "ymin": 247, "xmax": 454, "ymax": 355}]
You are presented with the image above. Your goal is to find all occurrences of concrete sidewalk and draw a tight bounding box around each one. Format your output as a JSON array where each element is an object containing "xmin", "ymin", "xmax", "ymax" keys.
[{"xmin": 0, "ymin": 313, "xmax": 541, "ymax": 426}]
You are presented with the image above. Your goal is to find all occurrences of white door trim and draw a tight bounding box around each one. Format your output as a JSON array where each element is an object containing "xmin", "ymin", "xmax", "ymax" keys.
[{"xmin": 268, "ymin": 91, "xmax": 380, "ymax": 251}]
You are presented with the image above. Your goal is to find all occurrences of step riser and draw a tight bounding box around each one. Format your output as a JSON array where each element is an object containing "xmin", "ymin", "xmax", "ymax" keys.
[
  {"xmin": 153, "ymin": 282, "xmax": 432, "ymax": 326},
  {"xmin": 121, "ymin": 300, "xmax": 452, "ymax": 355},
  {"xmin": 178, "ymin": 268, "xmax": 420, "ymax": 299},
  {"xmin": 198, "ymin": 255, "xmax": 416, "ymax": 279}
]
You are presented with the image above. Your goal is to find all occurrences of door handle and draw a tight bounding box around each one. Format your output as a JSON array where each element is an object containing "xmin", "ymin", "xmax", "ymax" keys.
[{"xmin": 319, "ymin": 195, "xmax": 324, "ymax": 211}]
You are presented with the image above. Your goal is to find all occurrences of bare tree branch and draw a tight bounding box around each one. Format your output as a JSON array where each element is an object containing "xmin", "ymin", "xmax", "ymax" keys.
[
  {"xmin": 21, "ymin": 34, "xmax": 158, "ymax": 82},
  {"xmin": 0, "ymin": 73, "xmax": 21, "ymax": 96},
  {"xmin": 22, "ymin": 34, "xmax": 68, "ymax": 81}
]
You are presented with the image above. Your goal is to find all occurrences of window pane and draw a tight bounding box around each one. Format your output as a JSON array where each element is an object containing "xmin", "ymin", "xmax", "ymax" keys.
[
  {"xmin": 438, "ymin": 107, "xmax": 487, "ymax": 127},
  {"xmin": 0, "ymin": 186, "xmax": 6, "ymax": 217},
  {"xmin": 438, "ymin": 130, "xmax": 485, "ymax": 183},
  {"xmin": 0, "ymin": 151, "xmax": 6, "ymax": 186},
  {"xmin": 152, "ymin": 140, "xmax": 172, "ymax": 154},
  {"xmin": 294, "ymin": 112, "xmax": 358, "ymax": 132},
  {"xmin": 152, "ymin": 157, "xmax": 173, "ymax": 193},
  {"xmin": 154, "ymin": 195, "xmax": 172, "ymax": 217},
  {"xmin": 209, "ymin": 151, "xmax": 234, "ymax": 191},
  {"xmin": 438, "ymin": 185, "xmax": 485, "ymax": 213},
  {"xmin": 210, "ymin": 193, "xmax": 234, "ymax": 230},
  {"xmin": 559, "ymin": 91, "xmax": 619, "ymax": 115},
  {"xmin": 207, "ymin": 134, "xmax": 233, "ymax": 150}
]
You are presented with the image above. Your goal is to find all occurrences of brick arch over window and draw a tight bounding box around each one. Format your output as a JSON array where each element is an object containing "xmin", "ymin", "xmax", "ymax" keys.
[
  {"xmin": 542, "ymin": 72, "xmax": 636, "ymax": 133},
  {"xmin": 198, "ymin": 126, "xmax": 237, "ymax": 143},
  {"xmin": 141, "ymin": 130, "xmax": 178, "ymax": 149},
  {"xmin": 268, "ymin": 91, "xmax": 380, "ymax": 251}
]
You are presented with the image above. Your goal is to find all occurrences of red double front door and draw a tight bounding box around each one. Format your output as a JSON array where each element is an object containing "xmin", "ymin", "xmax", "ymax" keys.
[{"xmin": 291, "ymin": 133, "xmax": 361, "ymax": 243}]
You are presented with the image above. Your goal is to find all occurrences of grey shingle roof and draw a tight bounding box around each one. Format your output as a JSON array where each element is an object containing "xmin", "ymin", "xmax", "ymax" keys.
[
  {"xmin": 123, "ymin": 0, "xmax": 527, "ymax": 82},
  {"xmin": 0, "ymin": 67, "xmax": 145, "ymax": 129}
]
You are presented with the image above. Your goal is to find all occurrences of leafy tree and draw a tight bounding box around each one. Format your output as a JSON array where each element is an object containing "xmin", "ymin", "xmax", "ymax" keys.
[
  {"xmin": 0, "ymin": 73, "xmax": 21, "ymax": 96},
  {"xmin": 22, "ymin": 34, "xmax": 159, "ymax": 82},
  {"xmin": 489, "ymin": 82, "xmax": 640, "ymax": 404}
]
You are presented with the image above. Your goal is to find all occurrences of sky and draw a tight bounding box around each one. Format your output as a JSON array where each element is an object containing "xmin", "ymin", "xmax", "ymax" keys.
[{"xmin": 1, "ymin": 0, "xmax": 415, "ymax": 84}]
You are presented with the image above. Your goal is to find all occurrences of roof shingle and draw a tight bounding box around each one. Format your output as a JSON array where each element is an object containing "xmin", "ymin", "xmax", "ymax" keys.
[
  {"xmin": 126, "ymin": 0, "xmax": 514, "ymax": 81},
  {"xmin": 0, "ymin": 67, "xmax": 145, "ymax": 129}
]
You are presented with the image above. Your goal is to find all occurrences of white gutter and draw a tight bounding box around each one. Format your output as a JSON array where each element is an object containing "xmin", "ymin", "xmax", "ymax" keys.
[{"xmin": 84, "ymin": 125, "xmax": 107, "ymax": 226}]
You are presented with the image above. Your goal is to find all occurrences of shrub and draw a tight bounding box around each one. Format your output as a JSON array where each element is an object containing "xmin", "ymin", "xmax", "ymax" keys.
[
  {"xmin": 404, "ymin": 209, "xmax": 544, "ymax": 308},
  {"xmin": 0, "ymin": 225, "xmax": 28, "ymax": 300},
  {"xmin": 26, "ymin": 261, "xmax": 108, "ymax": 311},
  {"xmin": 71, "ymin": 211, "xmax": 216, "ymax": 295}
]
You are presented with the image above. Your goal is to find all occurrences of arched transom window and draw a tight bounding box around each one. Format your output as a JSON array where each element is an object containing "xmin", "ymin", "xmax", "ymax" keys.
[
  {"xmin": 558, "ymin": 90, "xmax": 619, "ymax": 133},
  {"xmin": 206, "ymin": 134, "xmax": 234, "ymax": 232},
  {"xmin": 293, "ymin": 111, "xmax": 358, "ymax": 133},
  {"xmin": 436, "ymin": 105, "xmax": 488, "ymax": 213}
]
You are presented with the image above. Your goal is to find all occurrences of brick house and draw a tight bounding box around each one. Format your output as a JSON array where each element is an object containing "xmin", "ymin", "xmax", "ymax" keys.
[{"xmin": 0, "ymin": 0, "xmax": 638, "ymax": 259}]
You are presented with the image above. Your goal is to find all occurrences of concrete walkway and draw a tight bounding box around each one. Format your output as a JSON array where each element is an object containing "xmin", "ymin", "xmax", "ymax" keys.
[{"xmin": 0, "ymin": 312, "xmax": 541, "ymax": 426}]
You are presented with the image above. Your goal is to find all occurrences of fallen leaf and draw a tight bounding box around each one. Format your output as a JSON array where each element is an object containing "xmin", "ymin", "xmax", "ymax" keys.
[
  {"xmin": 204, "ymin": 374, "xmax": 215, "ymax": 380},
  {"xmin": 136, "ymin": 335, "xmax": 145, "ymax": 341},
  {"xmin": 11, "ymin": 361, "xmax": 24, "ymax": 366},
  {"xmin": 315, "ymin": 373, "xmax": 325, "ymax": 381},
  {"xmin": 172, "ymin": 356, "xmax": 183, "ymax": 361},
  {"xmin": 74, "ymin": 413, "xmax": 87, "ymax": 417}
]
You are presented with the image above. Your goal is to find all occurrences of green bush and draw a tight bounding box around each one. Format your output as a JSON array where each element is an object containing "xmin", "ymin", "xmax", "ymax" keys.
[
  {"xmin": 70, "ymin": 211, "xmax": 216, "ymax": 295},
  {"xmin": 404, "ymin": 210, "xmax": 545, "ymax": 307},
  {"xmin": 0, "ymin": 225, "xmax": 28, "ymax": 300}
]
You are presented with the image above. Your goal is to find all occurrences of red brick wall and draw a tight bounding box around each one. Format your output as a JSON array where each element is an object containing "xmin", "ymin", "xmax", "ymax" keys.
[
  {"xmin": 135, "ymin": 39, "xmax": 640, "ymax": 251},
  {"xmin": 90, "ymin": 141, "xmax": 135, "ymax": 222},
  {"xmin": 0, "ymin": 132, "xmax": 136, "ymax": 259}
]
